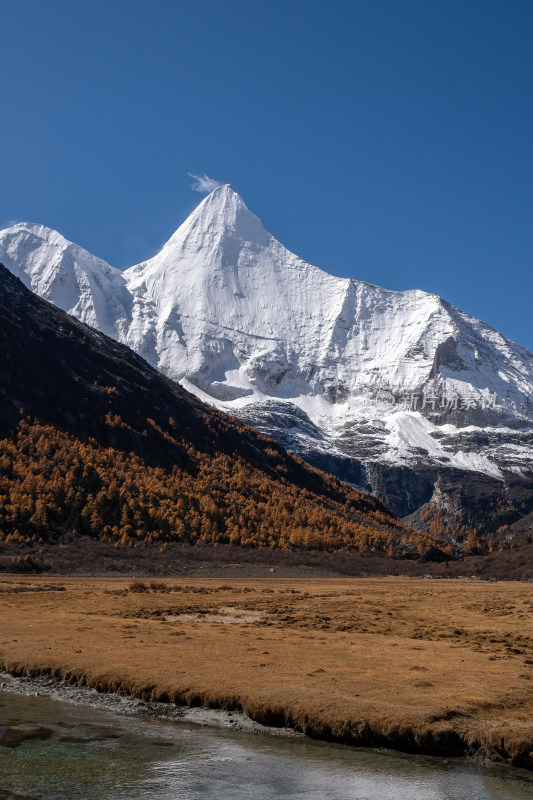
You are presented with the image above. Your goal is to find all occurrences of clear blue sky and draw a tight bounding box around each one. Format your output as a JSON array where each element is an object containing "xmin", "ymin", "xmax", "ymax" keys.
[{"xmin": 2, "ymin": 0, "xmax": 532, "ymax": 349}]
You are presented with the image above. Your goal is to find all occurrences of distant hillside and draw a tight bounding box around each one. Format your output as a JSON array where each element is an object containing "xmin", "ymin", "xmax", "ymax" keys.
[{"xmin": 0, "ymin": 264, "xmax": 444, "ymax": 559}]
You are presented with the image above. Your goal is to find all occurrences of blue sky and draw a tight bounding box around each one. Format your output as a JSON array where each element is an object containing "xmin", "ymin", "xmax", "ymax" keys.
[{"xmin": 2, "ymin": 0, "xmax": 532, "ymax": 349}]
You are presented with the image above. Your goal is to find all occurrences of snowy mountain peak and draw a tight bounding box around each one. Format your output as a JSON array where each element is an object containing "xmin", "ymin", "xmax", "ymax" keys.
[
  {"xmin": 2, "ymin": 189, "xmax": 533, "ymax": 519},
  {"xmin": 4, "ymin": 221, "xmax": 70, "ymax": 248},
  {"xmin": 162, "ymin": 183, "xmax": 269, "ymax": 259},
  {"xmin": 0, "ymin": 221, "xmax": 132, "ymax": 340},
  {"xmin": 188, "ymin": 182, "xmax": 256, "ymax": 225}
]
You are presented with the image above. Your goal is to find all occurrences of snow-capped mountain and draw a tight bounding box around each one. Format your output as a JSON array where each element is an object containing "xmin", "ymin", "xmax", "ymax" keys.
[
  {"xmin": 2, "ymin": 186, "xmax": 533, "ymax": 524},
  {"xmin": 0, "ymin": 223, "xmax": 131, "ymax": 340}
]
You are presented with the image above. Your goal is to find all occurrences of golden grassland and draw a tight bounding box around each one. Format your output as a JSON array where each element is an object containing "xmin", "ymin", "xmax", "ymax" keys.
[{"xmin": 0, "ymin": 576, "xmax": 532, "ymax": 767}]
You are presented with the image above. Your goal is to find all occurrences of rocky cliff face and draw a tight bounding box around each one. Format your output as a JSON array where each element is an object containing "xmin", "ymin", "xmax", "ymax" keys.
[{"xmin": 2, "ymin": 186, "xmax": 533, "ymax": 529}]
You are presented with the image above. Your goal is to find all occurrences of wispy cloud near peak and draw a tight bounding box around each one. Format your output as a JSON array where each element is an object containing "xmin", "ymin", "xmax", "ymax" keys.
[{"xmin": 188, "ymin": 172, "xmax": 222, "ymax": 193}]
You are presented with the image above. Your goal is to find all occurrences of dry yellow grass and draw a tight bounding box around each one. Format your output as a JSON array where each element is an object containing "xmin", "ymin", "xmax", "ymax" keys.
[{"xmin": 0, "ymin": 576, "xmax": 531, "ymax": 767}]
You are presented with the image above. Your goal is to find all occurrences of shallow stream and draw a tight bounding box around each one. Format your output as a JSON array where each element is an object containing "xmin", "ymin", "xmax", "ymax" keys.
[{"xmin": 1, "ymin": 687, "xmax": 532, "ymax": 800}]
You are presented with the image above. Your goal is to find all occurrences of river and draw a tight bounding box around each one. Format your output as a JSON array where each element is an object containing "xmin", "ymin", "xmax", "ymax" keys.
[{"xmin": 1, "ymin": 689, "xmax": 532, "ymax": 800}]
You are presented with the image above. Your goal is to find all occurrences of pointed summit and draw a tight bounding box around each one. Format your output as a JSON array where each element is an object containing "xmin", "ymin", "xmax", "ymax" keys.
[
  {"xmin": 162, "ymin": 183, "xmax": 269, "ymax": 255},
  {"xmin": 195, "ymin": 182, "xmax": 244, "ymax": 207},
  {"xmin": 124, "ymin": 184, "xmax": 272, "ymax": 294}
]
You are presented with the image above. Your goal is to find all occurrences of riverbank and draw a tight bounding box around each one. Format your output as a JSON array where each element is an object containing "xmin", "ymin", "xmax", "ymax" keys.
[
  {"xmin": 0, "ymin": 672, "xmax": 299, "ymax": 737},
  {"xmin": 0, "ymin": 576, "xmax": 531, "ymax": 768}
]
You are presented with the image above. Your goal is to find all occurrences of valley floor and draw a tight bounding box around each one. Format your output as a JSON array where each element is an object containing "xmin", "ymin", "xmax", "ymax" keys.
[{"xmin": 0, "ymin": 576, "xmax": 532, "ymax": 768}]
